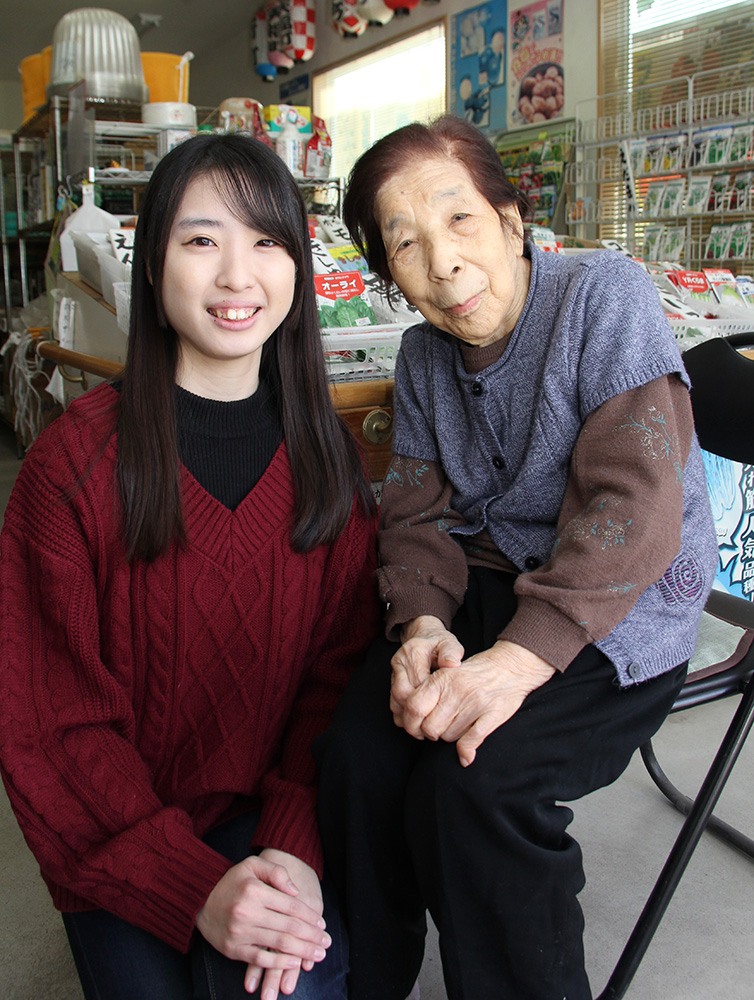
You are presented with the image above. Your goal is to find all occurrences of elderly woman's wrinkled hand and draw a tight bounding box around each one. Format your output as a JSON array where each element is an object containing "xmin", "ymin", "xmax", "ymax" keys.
[
  {"xmin": 400, "ymin": 640, "xmax": 556, "ymax": 767},
  {"xmin": 391, "ymin": 616, "xmax": 465, "ymax": 727}
]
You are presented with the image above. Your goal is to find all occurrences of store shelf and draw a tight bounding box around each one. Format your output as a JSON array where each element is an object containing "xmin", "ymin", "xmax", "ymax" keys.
[{"xmin": 567, "ymin": 60, "xmax": 754, "ymax": 271}]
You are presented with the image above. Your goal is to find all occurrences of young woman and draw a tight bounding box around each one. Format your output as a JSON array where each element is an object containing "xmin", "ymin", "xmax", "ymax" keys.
[{"xmin": 0, "ymin": 132, "xmax": 379, "ymax": 1000}]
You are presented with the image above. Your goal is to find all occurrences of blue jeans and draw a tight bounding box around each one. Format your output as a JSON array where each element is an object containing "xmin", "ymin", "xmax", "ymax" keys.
[{"xmin": 62, "ymin": 812, "xmax": 348, "ymax": 1000}]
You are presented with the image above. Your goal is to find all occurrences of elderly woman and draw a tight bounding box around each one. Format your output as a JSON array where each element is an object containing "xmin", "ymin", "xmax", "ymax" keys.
[{"xmin": 315, "ymin": 115, "xmax": 718, "ymax": 1000}]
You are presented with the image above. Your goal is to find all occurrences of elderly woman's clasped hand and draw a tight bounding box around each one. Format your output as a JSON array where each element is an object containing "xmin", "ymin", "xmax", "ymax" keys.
[{"xmin": 391, "ymin": 615, "xmax": 556, "ymax": 766}]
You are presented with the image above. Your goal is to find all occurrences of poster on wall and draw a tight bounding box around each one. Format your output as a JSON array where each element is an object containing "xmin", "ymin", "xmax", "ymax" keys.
[
  {"xmin": 702, "ymin": 451, "xmax": 754, "ymax": 602},
  {"xmin": 508, "ymin": 1, "xmax": 565, "ymax": 129},
  {"xmin": 449, "ymin": 2, "xmax": 508, "ymax": 133}
]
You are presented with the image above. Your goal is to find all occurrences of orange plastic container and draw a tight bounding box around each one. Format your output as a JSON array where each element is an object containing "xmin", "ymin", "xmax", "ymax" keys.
[
  {"xmin": 19, "ymin": 46, "xmax": 51, "ymax": 121},
  {"xmin": 141, "ymin": 52, "xmax": 191, "ymax": 103}
]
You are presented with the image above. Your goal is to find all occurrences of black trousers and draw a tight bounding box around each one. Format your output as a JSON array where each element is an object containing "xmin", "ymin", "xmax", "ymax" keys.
[{"xmin": 315, "ymin": 567, "xmax": 686, "ymax": 1000}]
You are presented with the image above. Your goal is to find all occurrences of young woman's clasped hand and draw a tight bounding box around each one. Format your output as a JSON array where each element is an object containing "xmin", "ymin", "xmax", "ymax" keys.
[{"xmin": 197, "ymin": 850, "xmax": 330, "ymax": 998}]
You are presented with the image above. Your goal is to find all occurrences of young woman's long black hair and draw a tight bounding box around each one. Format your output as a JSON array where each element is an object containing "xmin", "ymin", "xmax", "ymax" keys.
[{"xmin": 118, "ymin": 132, "xmax": 373, "ymax": 561}]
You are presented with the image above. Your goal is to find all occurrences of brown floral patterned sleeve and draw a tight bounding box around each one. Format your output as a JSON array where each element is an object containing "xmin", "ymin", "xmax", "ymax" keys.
[{"xmin": 377, "ymin": 375, "xmax": 695, "ymax": 666}]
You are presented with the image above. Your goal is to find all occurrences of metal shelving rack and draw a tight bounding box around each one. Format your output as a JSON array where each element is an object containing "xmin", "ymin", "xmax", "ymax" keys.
[{"xmin": 566, "ymin": 60, "xmax": 754, "ymax": 271}]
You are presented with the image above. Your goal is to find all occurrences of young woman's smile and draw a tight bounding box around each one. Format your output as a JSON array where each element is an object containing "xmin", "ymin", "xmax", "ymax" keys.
[{"xmin": 161, "ymin": 174, "xmax": 296, "ymax": 397}]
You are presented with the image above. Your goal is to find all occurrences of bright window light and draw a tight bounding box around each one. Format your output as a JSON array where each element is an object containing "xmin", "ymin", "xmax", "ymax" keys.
[{"xmin": 313, "ymin": 24, "xmax": 446, "ymax": 181}]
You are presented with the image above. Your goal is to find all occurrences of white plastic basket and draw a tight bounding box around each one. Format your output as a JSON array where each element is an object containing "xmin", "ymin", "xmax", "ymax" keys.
[
  {"xmin": 322, "ymin": 324, "xmax": 406, "ymax": 382},
  {"xmin": 668, "ymin": 316, "xmax": 754, "ymax": 346}
]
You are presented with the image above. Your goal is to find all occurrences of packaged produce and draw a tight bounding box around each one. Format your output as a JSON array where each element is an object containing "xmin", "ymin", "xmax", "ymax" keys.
[
  {"xmin": 262, "ymin": 103, "xmax": 312, "ymax": 133},
  {"xmin": 304, "ymin": 116, "xmax": 332, "ymax": 178}
]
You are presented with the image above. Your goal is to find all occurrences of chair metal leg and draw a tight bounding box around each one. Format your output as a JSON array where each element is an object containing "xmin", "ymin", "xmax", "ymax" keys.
[
  {"xmin": 641, "ymin": 739, "xmax": 754, "ymax": 859},
  {"xmin": 596, "ymin": 672, "xmax": 754, "ymax": 1000}
]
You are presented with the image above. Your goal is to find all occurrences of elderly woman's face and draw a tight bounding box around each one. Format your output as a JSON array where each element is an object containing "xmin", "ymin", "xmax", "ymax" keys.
[{"xmin": 375, "ymin": 157, "xmax": 530, "ymax": 347}]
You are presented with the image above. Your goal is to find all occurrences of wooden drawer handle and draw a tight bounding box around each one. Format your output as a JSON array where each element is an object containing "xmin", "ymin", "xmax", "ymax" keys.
[{"xmin": 362, "ymin": 408, "xmax": 393, "ymax": 445}]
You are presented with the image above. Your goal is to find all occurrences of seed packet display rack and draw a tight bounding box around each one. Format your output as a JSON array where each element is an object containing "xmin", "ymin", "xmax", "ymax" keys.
[{"xmin": 566, "ymin": 60, "xmax": 754, "ymax": 273}]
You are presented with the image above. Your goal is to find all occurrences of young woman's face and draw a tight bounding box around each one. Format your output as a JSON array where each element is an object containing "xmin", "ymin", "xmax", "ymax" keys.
[
  {"xmin": 161, "ymin": 173, "xmax": 296, "ymax": 397},
  {"xmin": 375, "ymin": 156, "xmax": 530, "ymax": 347}
]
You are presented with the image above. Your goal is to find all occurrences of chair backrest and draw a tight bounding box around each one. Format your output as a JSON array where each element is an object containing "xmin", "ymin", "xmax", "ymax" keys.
[{"xmin": 682, "ymin": 333, "xmax": 754, "ymax": 466}]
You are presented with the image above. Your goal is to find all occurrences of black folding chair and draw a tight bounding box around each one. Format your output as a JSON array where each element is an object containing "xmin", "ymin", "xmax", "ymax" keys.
[{"xmin": 597, "ymin": 332, "xmax": 754, "ymax": 1000}]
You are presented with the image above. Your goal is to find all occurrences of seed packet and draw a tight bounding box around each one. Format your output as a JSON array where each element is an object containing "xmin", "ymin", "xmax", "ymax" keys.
[
  {"xmin": 708, "ymin": 174, "xmax": 731, "ymax": 212},
  {"xmin": 704, "ymin": 225, "xmax": 733, "ymax": 261},
  {"xmin": 735, "ymin": 275, "xmax": 754, "ymax": 307},
  {"xmin": 704, "ymin": 266, "xmax": 749, "ymax": 307},
  {"xmin": 661, "ymin": 133, "xmax": 687, "ymax": 172},
  {"xmin": 644, "ymin": 135, "xmax": 665, "ymax": 174},
  {"xmin": 538, "ymin": 184, "xmax": 559, "ymax": 218},
  {"xmin": 729, "ymin": 171, "xmax": 753, "ymax": 211},
  {"xmin": 642, "ymin": 224, "xmax": 666, "ymax": 260},
  {"xmin": 628, "ymin": 137, "xmax": 647, "ymax": 178},
  {"xmin": 660, "ymin": 179, "xmax": 686, "ymax": 216},
  {"xmin": 729, "ymin": 221, "xmax": 752, "ymax": 259},
  {"xmin": 696, "ymin": 126, "xmax": 733, "ymax": 166},
  {"xmin": 315, "ymin": 271, "xmax": 376, "ymax": 329},
  {"xmin": 686, "ymin": 174, "xmax": 712, "ymax": 214},
  {"xmin": 317, "ymin": 216, "xmax": 352, "ymax": 245},
  {"xmin": 728, "ymin": 125, "xmax": 752, "ymax": 164},
  {"xmin": 567, "ymin": 196, "xmax": 591, "ymax": 224},
  {"xmin": 672, "ymin": 269, "xmax": 717, "ymax": 309},
  {"xmin": 541, "ymin": 159, "xmax": 563, "ymax": 187},
  {"xmin": 643, "ymin": 181, "xmax": 666, "ymax": 217},
  {"xmin": 661, "ymin": 227, "xmax": 686, "ymax": 261},
  {"xmin": 361, "ymin": 271, "xmax": 420, "ymax": 325},
  {"xmin": 541, "ymin": 136, "xmax": 571, "ymax": 162},
  {"xmin": 304, "ymin": 116, "xmax": 332, "ymax": 179},
  {"xmin": 527, "ymin": 139, "xmax": 546, "ymax": 165}
]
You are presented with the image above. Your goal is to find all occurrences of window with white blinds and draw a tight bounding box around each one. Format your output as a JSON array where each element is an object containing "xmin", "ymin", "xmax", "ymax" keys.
[
  {"xmin": 313, "ymin": 23, "xmax": 446, "ymax": 183},
  {"xmin": 600, "ymin": 0, "xmax": 754, "ymax": 99},
  {"xmin": 592, "ymin": 0, "xmax": 754, "ymax": 246}
]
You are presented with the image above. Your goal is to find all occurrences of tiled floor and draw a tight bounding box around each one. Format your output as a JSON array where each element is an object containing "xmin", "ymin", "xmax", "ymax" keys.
[{"xmin": 1, "ymin": 418, "xmax": 752, "ymax": 1000}]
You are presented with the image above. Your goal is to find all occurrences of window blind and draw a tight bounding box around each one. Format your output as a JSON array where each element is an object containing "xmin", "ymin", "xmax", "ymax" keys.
[
  {"xmin": 600, "ymin": 0, "xmax": 754, "ymax": 100},
  {"xmin": 593, "ymin": 0, "xmax": 754, "ymax": 248}
]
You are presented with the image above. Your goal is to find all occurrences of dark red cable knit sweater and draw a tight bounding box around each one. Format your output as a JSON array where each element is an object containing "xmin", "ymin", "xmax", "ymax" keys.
[{"xmin": 0, "ymin": 381, "xmax": 379, "ymax": 952}]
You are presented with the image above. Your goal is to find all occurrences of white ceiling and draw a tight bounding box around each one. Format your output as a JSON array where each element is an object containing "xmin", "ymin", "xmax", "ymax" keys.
[{"xmin": 2, "ymin": 1, "xmax": 256, "ymax": 84}]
